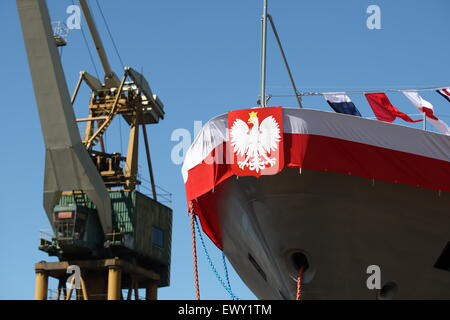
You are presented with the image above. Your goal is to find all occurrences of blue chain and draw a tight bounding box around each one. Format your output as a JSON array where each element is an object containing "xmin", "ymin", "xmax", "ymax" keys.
[
  {"xmin": 194, "ymin": 216, "xmax": 239, "ymax": 300},
  {"xmin": 222, "ymin": 251, "xmax": 232, "ymax": 293}
]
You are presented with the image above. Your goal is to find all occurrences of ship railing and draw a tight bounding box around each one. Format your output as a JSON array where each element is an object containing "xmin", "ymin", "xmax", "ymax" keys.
[
  {"xmin": 364, "ymin": 113, "xmax": 423, "ymax": 120},
  {"xmin": 364, "ymin": 112, "xmax": 450, "ymax": 133}
]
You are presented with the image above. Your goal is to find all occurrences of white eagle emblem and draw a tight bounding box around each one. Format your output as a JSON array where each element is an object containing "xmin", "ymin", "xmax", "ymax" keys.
[{"xmin": 230, "ymin": 111, "xmax": 281, "ymax": 172}]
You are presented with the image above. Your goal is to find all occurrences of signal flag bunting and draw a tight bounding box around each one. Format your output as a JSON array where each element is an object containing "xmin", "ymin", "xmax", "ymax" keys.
[
  {"xmin": 403, "ymin": 91, "xmax": 450, "ymax": 135},
  {"xmin": 365, "ymin": 93, "xmax": 422, "ymax": 123}
]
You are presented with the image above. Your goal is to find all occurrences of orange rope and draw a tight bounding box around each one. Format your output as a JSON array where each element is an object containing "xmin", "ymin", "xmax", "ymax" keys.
[
  {"xmin": 296, "ymin": 266, "xmax": 305, "ymax": 300},
  {"xmin": 189, "ymin": 202, "xmax": 200, "ymax": 300}
]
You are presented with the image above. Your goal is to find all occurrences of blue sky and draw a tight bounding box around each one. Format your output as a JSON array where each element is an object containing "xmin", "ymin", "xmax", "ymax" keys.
[{"xmin": 1, "ymin": 0, "xmax": 450, "ymax": 300}]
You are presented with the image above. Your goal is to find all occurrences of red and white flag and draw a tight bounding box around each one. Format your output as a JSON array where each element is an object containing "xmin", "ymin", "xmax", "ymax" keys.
[
  {"xmin": 228, "ymin": 107, "xmax": 284, "ymax": 177},
  {"xmin": 437, "ymin": 88, "xmax": 450, "ymax": 103},
  {"xmin": 365, "ymin": 93, "xmax": 422, "ymax": 123},
  {"xmin": 403, "ymin": 91, "xmax": 450, "ymax": 135}
]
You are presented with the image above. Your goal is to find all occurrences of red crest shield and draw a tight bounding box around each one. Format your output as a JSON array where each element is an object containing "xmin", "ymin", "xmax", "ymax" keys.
[{"xmin": 228, "ymin": 106, "xmax": 284, "ymax": 177}]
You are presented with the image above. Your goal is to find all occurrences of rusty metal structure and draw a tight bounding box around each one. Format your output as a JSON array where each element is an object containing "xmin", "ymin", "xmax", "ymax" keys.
[{"xmin": 17, "ymin": 0, "xmax": 172, "ymax": 300}]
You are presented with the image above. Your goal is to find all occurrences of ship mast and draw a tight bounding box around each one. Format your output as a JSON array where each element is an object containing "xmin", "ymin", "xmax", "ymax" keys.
[
  {"xmin": 260, "ymin": 0, "xmax": 268, "ymax": 108},
  {"xmin": 259, "ymin": 0, "xmax": 303, "ymax": 108}
]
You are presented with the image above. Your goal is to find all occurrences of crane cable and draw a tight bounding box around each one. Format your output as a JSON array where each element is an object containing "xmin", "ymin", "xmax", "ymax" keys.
[
  {"xmin": 93, "ymin": 0, "xmax": 126, "ymax": 154},
  {"xmin": 73, "ymin": 0, "xmax": 100, "ymax": 80},
  {"xmin": 94, "ymin": 0, "xmax": 125, "ymax": 69},
  {"xmin": 189, "ymin": 202, "xmax": 201, "ymax": 300}
]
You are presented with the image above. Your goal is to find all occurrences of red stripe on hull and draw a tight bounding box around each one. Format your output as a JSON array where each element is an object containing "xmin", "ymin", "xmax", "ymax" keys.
[{"xmin": 185, "ymin": 133, "xmax": 450, "ymax": 247}]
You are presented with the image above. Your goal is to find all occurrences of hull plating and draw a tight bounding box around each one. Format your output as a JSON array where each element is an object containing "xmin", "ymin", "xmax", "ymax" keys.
[{"xmin": 218, "ymin": 168, "xmax": 450, "ymax": 299}]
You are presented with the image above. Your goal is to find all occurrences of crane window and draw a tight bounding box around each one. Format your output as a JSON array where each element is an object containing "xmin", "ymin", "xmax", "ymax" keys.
[{"xmin": 152, "ymin": 227, "xmax": 164, "ymax": 248}]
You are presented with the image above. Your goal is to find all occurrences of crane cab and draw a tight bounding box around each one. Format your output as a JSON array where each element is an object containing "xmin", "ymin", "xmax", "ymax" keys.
[{"xmin": 49, "ymin": 200, "xmax": 104, "ymax": 258}]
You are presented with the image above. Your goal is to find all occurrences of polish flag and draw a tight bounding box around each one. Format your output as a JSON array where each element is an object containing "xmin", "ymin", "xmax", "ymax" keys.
[
  {"xmin": 403, "ymin": 91, "xmax": 450, "ymax": 135},
  {"xmin": 365, "ymin": 93, "xmax": 422, "ymax": 123},
  {"xmin": 437, "ymin": 88, "xmax": 450, "ymax": 103}
]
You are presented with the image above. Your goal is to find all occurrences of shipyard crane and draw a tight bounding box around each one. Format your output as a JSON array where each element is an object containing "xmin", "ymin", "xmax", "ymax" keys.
[{"xmin": 17, "ymin": 0, "xmax": 172, "ymax": 300}]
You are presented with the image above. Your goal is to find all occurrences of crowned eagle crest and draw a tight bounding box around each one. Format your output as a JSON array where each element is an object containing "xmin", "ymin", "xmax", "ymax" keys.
[{"xmin": 230, "ymin": 111, "xmax": 281, "ymax": 172}]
